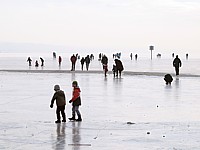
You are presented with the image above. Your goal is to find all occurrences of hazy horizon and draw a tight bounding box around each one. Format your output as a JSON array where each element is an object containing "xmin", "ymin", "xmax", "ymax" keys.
[{"xmin": 0, "ymin": 0, "xmax": 200, "ymax": 58}]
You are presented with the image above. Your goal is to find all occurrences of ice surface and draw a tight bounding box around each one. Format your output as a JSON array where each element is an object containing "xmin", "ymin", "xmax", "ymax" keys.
[{"xmin": 1, "ymin": 71, "xmax": 200, "ymax": 150}]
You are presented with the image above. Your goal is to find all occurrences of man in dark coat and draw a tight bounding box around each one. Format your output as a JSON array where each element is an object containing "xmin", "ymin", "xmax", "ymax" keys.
[
  {"xmin": 114, "ymin": 59, "xmax": 124, "ymax": 78},
  {"xmin": 27, "ymin": 57, "xmax": 32, "ymax": 66},
  {"xmin": 101, "ymin": 55, "xmax": 108, "ymax": 77},
  {"xmin": 173, "ymin": 55, "xmax": 182, "ymax": 75},
  {"xmin": 80, "ymin": 57, "xmax": 85, "ymax": 71},
  {"xmin": 85, "ymin": 55, "xmax": 90, "ymax": 71},
  {"xmin": 70, "ymin": 54, "xmax": 77, "ymax": 71}
]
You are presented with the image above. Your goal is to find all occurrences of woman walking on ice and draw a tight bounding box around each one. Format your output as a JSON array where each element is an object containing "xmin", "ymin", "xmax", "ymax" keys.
[{"xmin": 68, "ymin": 81, "xmax": 82, "ymax": 121}]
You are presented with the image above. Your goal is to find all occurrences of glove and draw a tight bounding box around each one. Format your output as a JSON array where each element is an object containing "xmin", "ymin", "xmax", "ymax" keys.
[
  {"xmin": 50, "ymin": 104, "xmax": 53, "ymax": 108},
  {"xmin": 69, "ymin": 100, "xmax": 72, "ymax": 103}
]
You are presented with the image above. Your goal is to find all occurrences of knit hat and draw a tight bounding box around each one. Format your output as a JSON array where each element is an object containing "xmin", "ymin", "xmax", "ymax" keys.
[
  {"xmin": 54, "ymin": 85, "xmax": 60, "ymax": 91},
  {"xmin": 72, "ymin": 81, "xmax": 78, "ymax": 87}
]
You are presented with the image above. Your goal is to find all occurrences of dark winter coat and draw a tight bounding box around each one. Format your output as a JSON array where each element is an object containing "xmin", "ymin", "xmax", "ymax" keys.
[
  {"xmin": 101, "ymin": 56, "xmax": 108, "ymax": 65},
  {"xmin": 164, "ymin": 74, "xmax": 173, "ymax": 82},
  {"xmin": 173, "ymin": 57, "xmax": 182, "ymax": 68},
  {"xmin": 51, "ymin": 90, "xmax": 66, "ymax": 106},
  {"xmin": 80, "ymin": 58, "xmax": 85, "ymax": 64},
  {"xmin": 71, "ymin": 55, "xmax": 77, "ymax": 63},
  {"xmin": 85, "ymin": 56, "xmax": 90, "ymax": 64},
  {"xmin": 115, "ymin": 59, "xmax": 124, "ymax": 71}
]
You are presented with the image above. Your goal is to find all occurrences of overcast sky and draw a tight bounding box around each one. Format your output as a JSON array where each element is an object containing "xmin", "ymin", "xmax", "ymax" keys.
[{"xmin": 0, "ymin": 0, "xmax": 200, "ymax": 56}]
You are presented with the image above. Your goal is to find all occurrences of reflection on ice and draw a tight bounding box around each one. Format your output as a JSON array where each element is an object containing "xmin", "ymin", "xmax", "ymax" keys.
[
  {"xmin": 70, "ymin": 122, "xmax": 81, "ymax": 150},
  {"xmin": 54, "ymin": 124, "xmax": 66, "ymax": 150},
  {"xmin": 1, "ymin": 72, "xmax": 200, "ymax": 149}
]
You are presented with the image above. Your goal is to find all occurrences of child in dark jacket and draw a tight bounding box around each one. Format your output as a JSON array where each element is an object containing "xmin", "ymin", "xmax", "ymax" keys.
[
  {"xmin": 68, "ymin": 81, "xmax": 82, "ymax": 121},
  {"xmin": 112, "ymin": 64, "xmax": 117, "ymax": 78},
  {"xmin": 50, "ymin": 85, "xmax": 66, "ymax": 123}
]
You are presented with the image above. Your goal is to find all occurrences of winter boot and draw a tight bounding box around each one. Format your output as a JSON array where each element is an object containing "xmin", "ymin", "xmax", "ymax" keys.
[
  {"xmin": 55, "ymin": 120, "xmax": 61, "ymax": 123},
  {"xmin": 68, "ymin": 115, "xmax": 75, "ymax": 121},
  {"xmin": 76, "ymin": 115, "xmax": 82, "ymax": 122},
  {"xmin": 62, "ymin": 114, "xmax": 66, "ymax": 122}
]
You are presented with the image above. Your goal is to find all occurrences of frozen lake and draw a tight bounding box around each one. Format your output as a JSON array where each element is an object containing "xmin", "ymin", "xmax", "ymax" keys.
[{"xmin": 1, "ymin": 70, "xmax": 200, "ymax": 149}]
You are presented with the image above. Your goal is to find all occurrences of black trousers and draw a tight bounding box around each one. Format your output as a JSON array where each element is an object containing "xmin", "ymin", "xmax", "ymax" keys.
[
  {"xmin": 175, "ymin": 67, "xmax": 179, "ymax": 75},
  {"xmin": 71, "ymin": 63, "xmax": 76, "ymax": 71},
  {"xmin": 56, "ymin": 105, "xmax": 66, "ymax": 121}
]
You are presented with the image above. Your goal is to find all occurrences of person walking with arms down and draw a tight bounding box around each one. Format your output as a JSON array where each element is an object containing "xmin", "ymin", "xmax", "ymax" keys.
[
  {"xmin": 80, "ymin": 57, "xmax": 85, "ymax": 71},
  {"xmin": 85, "ymin": 55, "xmax": 90, "ymax": 71},
  {"xmin": 173, "ymin": 55, "xmax": 182, "ymax": 76},
  {"xmin": 27, "ymin": 57, "xmax": 32, "ymax": 66},
  {"xmin": 50, "ymin": 85, "xmax": 66, "ymax": 123},
  {"xmin": 58, "ymin": 56, "xmax": 62, "ymax": 67},
  {"xmin": 35, "ymin": 60, "xmax": 39, "ymax": 67},
  {"xmin": 68, "ymin": 81, "xmax": 82, "ymax": 122},
  {"xmin": 101, "ymin": 55, "xmax": 108, "ymax": 77},
  {"xmin": 70, "ymin": 54, "xmax": 77, "ymax": 71}
]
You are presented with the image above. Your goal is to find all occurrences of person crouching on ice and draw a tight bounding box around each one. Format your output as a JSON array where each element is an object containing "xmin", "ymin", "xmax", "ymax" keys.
[
  {"xmin": 50, "ymin": 85, "xmax": 66, "ymax": 123},
  {"xmin": 68, "ymin": 81, "xmax": 82, "ymax": 121},
  {"xmin": 164, "ymin": 74, "xmax": 173, "ymax": 85}
]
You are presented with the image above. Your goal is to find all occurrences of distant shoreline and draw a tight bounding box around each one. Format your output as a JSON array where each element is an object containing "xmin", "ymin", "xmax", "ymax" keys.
[{"xmin": 0, "ymin": 69, "xmax": 200, "ymax": 77}]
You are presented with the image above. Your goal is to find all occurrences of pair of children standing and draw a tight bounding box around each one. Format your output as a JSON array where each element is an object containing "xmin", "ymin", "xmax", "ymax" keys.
[{"xmin": 50, "ymin": 81, "xmax": 82, "ymax": 123}]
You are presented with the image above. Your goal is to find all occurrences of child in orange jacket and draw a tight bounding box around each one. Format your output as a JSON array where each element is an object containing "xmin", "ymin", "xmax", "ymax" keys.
[{"xmin": 68, "ymin": 81, "xmax": 82, "ymax": 121}]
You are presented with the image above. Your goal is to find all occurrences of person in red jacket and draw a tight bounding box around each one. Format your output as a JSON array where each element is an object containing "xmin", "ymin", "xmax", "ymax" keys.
[{"xmin": 68, "ymin": 81, "xmax": 82, "ymax": 121}]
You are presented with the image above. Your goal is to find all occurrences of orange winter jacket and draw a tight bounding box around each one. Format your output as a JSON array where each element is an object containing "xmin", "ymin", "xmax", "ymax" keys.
[{"xmin": 71, "ymin": 87, "xmax": 81, "ymax": 106}]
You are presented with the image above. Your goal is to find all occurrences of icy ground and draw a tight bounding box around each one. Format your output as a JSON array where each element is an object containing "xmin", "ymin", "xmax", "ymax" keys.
[{"xmin": 1, "ymin": 71, "xmax": 200, "ymax": 150}]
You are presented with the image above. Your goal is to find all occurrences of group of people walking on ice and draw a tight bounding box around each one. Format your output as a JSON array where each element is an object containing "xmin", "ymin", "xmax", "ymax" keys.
[
  {"xmin": 27, "ymin": 57, "xmax": 44, "ymax": 67},
  {"xmin": 27, "ymin": 52, "xmax": 183, "ymax": 81}
]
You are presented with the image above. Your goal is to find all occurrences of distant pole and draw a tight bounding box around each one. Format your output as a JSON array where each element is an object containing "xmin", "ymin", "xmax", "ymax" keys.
[{"xmin": 149, "ymin": 46, "xmax": 154, "ymax": 60}]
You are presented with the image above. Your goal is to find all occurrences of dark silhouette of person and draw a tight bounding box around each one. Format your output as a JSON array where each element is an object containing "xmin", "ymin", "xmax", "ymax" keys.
[
  {"xmin": 90, "ymin": 54, "xmax": 94, "ymax": 60},
  {"xmin": 186, "ymin": 53, "xmax": 189, "ymax": 60},
  {"xmin": 70, "ymin": 54, "xmax": 77, "ymax": 71},
  {"xmin": 40, "ymin": 57, "xmax": 44, "ymax": 66},
  {"xmin": 130, "ymin": 53, "xmax": 133, "ymax": 60},
  {"xmin": 173, "ymin": 55, "xmax": 182, "ymax": 76},
  {"xmin": 172, "ymin": 53, "xmax": 175, "ymax": 58},
  {"xmin": 27, "ymin": 57, "xmax": 32, "ymax": 66},
  {"xmin": 157, "ymin": 53, "xmax": 161, "ymax": 58},
  {"xmin": 58, "ymin": 56, "xmax": 62, "ymax": 67},
  {"xmin": 53, "ymin": 52, "xmax": 56, "ymax": 58},
  {"xmin": 135, "ymin": 54, "xmax": 138, "ymax": 60},
  {"xmin": 114, "ymin": 59, "xmax": 124, "ymax": 78},
  {"xmin": 98, "ymin": 53, "xmax": 102, "ymax": 61},
  {"xmin": 35, "ymin": 60, "xmax": 39, "ymax": 67},
  {"xmin": 80, "ymin": 57, "xmax": 85, "ymax": 71},
  {"xmin": 112, "ymin": 64, "xmax": 117, "ymax": 77},
  {"xmin": 101, "ymin": 55, "xmax": 108, "ymax": 77},
  {"xmin": 164, "ymin": 74, "xmax": 173, "ymax": 85},
  {"xmin": 85, "ymin": 55, "xmax": 90, "ymax": 71}
]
